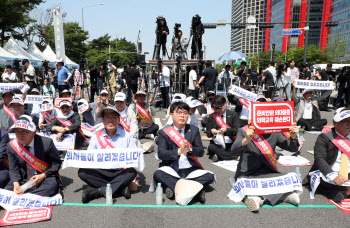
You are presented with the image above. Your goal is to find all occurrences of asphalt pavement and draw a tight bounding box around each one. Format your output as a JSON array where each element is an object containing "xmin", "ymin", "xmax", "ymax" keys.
[{"xmin": 1, "ymin": 107, "xmax": 350, "ymax": 228}]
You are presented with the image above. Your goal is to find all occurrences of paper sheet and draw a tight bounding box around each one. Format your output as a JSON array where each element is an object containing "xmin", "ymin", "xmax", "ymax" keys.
[
  {"xmin": 278, "ymin": 155, "xmax": 312, "ymax": 166},
  {"xmin": 212, "ymin": 160, "xmax": 239, "ymax": 172}
]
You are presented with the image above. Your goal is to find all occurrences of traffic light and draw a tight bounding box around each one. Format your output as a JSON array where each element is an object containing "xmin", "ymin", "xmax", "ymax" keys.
[
  {"xmin": 231, "ymin": 24, "xmax": 246, "ymax": 29},
  {"xmin": 259, "ymin": 24, "xmax": 274, "ymax": 29},
  {"xmin": 325, "ymin": 22, "xmax": 339, "ymax": 27}
]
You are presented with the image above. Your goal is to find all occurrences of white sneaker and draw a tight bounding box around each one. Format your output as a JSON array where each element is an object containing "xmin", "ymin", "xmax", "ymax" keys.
[
  {"xmin": 244, "ymin": 196, "xmax": 262, "ymax": 212},
  {"xmin": 285, "ymin": 193, "xmax": 300, "ymax": 206}
]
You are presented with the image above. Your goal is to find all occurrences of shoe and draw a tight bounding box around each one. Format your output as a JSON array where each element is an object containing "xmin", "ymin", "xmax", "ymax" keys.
[
  {"xmin": 165, "ymin": 188, "xmax": 174, "ymax": 199},
  {"xmin": 122, "ymin": 186, "xmax": 131, "ymax": 199},
  {"xmin": 330, "ymin": 191, "xmax": 346, "ymax": 202},
  {"xmin": 211, "ymin": 154, "xmax": 219, "ymax": 162},
  {"xmin": 244, "ymin": 196, "xmax": 262, "ymax": 212},
  {"xmin": 82, "ymin": 187, "xmax": 102, "ymax": 203},
  {"xmin": 197, "ymin": 189, "xmax": 205, "ymax": 204},
  {"xmin": 284, "ymin": 193, "xmax": 300, "ymax": 206}
]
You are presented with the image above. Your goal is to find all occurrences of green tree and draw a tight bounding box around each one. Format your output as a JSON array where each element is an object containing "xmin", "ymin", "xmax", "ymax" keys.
[
  {"xmin": 47, "ymin": 22, "xmax": 89, "ymax": 63},
  {"xmin": 325, "ymin": 32, "xmax": 348, "ymax": 61},
  {"xmin": 0, "ymin": 0, "xmax": 44, "ymax": 47}
]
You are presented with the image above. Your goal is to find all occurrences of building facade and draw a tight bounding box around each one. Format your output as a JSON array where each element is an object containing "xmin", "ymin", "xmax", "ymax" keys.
[
  {"xmin": 327, "ymin": 0, "xmax": 350, "ymax": 54},
  {"xmin": 231, "ymin": 0, "xmax": 267, "ymax": 56},
  {"xmin": 266, "ymin": 0, "xmax": 325, "ymax": 52}
]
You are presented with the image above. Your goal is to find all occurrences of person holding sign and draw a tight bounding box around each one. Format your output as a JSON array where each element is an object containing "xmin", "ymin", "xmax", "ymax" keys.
[
  {"xmin": 8, "ymin": 97, "xmax": 31, "ymax": 129},
  {"xmin": 38, "ymin": 99, "xmax": 57, "ymax": 129},
  {"xmin": 77, "ymin": 98, "xmax": 98, "ymax": 126},
  {"xmin": 5, "ymin": 115, "xmax": 61, "ymax": 196},
  {"xmin": 59, "ymin": 89, "xmax": 78, "ymax": 112},
  {"xmin": 230, "ymin": 122, "xmax": 300, "ymax": 211},
  {"xmin": 113, "ymin": 92, "xmax": 139, "ymax": 142},
  {"xmin": 306, "ymin": 108, "xmax": 350, "ymax": 201},
  {"xmin": 152, "ymin": 102, "xmax": 215, "ymax": 204},
  {"xmin": 78, "ymin": 105, "xmax": 138, "ymax": 203},
  {"xmin": 47, "ymin": 100, "xmax": 84, "ymax": 149},
  {"xmin": 0, "ymin": 90, "xmax": 16, "ymax": 131},
  {"xmin": 296, "ymin": 89, "xmax": 327, "ymax": 131},
  {"xmin": 129, "ymin": 91, "xmax": 159, "ymax": 139},
  {"xmin": 207, "ymin": 95, "xmax": 240, "ymax": 162},
  {"xmin": 0, "ymin": 130, "xmax": 10, "ymax": 188}
]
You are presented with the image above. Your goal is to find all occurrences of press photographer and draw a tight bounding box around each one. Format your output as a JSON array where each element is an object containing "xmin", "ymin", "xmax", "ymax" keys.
[
  {"xmin": 171, "ymin": 23, "xmax": 188, "ymax": 59},
  {"xmin": 190, "ymin": 14, "xmax": 204, "ymax": 60},
  {"xmin": 22, "ymin": 59, "xmax": 36, "ymax": 91},
  {"xmin": 154, "ymin": 16, "xmax": 169, "ymax": 60}
]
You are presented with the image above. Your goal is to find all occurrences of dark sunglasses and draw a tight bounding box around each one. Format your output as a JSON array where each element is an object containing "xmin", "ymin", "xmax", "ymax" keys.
[{"xmin": 213, "ymin": 106, "xmax": 223, "ymax": 111}]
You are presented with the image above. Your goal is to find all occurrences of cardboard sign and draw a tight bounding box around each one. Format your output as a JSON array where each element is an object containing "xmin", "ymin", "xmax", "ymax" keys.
[
  {"xmin": 38, "ymin": 131, "xmax": 75, "ymax": 151},
  {"xmin": 54, "ymin": 97, "xmax": 73, "ymax": 109},
  {"xmin": 327, "ymin": 199, "xmax": 350, "ymax": 213},
  {"xmin": 14, "ymin": 94, "xmax": 51, "ymax": 104},
  {"xmin": 0, "ymin": 206, "xmax": 52, "ymax": 226},
  {"xmin": 250, "ymin": 101, "xmax": 294, "ymax": 134},
  {"xmin": 228, "ymin": 85, "xmax": 257, "ymax": 102}
]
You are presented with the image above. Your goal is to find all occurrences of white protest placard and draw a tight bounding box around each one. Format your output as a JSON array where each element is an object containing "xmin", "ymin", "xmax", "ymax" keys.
[
  {"xmin": 227, "ymin": 172, "xmax": 303, "ymax": 202},
  {"xmin": 54, "ymin": 97, "xmax": 73, "ymax": 109},
  {"xmin": 228, "ymin": 85, "xmax": 257, "ymax": 102},
  {"xmin": 0, "ymin": 83, "xmax": 25, "ymax": 93},
  {"xmin": 277, "ymin": 155, "xmax": 312, "ymax": 166},
  {"xmin": 295, "ymin": 79, "xmax": 335, "ymax": 90},
  {"xmin": 0, "ymin": 189, "xmax": 62, "ymax": 211},
  {"xmin": 15, "ymin": 94, "xmax": 51, "ymax": 104},
  {"xmin": 212, "ymin": 160, "xmax": 239, "ymax": 172},
  {"xmin": 62, "ymin": 148, "xmax": 145, "ymax": 171},
  {"xmin": 38, "ymin": 131, "xmax": 75, "ymax": 151}
]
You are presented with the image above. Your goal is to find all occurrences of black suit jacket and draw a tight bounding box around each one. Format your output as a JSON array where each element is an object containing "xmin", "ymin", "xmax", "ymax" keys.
[
  {"xmin": 7, "ymin": 135, "xmax": 61, "ymax": 182},
  {"xmin": 308, "ymin": 128, "xmax": 342, "ymax": 177},
  {"xmin": 206, "ymin": 110, "xmax": 240, "ymax": 139},
  {"xmin": 157, "ymin": 124, "xmax": 204, "ymax": 169},
  {"xmin": 0, "ymin": 130, "xmax": 10, "ymax": 170}
]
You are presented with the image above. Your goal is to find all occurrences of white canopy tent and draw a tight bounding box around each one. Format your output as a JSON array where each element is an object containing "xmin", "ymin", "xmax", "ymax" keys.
[
  {"xmin": 43, "ymin": 45, "xmax": 79, "ymax": 69},
  {"xmin": 27, "ymin": 43, "xmax": 56, "ymax": 68},
  {"xmin": 4, "ymin": 37, "xmax": 42, "ymax": 67},
  {"xmin": 0, "ymin": 47, "xmax": 17, "ymax": 66}
]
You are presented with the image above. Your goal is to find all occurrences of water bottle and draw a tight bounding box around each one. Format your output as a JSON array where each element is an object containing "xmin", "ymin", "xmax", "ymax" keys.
[
  {"xmin": 295, "ymin": 167, "xmax": 301, "ymax": 182},
  {"xmin": 299, "ymin": 135, "xmax": 304, "ymax": 145},
  {"xmin": 20, "ymin": 179, "xmax": 35, "ymax": 192},
  {"xmin": 198, "ymin": 120, "xmax": 202, "ymax": 131},
  {"xmin": 106, "ymin": 183, "xmax": 113, "ymax": 206},
  {"xmin": 156, "ymin": 183, "xmax": 163, "ymax": 205}
]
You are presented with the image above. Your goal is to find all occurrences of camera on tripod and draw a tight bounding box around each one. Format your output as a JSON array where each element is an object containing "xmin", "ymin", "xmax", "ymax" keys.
[
  {"xmin": 13, "ymin": 59, "xmax": 21, "ymax": 69},
  {"xmin": 42, "ymin": 60, "xmax": 49, "ymax": 69}
]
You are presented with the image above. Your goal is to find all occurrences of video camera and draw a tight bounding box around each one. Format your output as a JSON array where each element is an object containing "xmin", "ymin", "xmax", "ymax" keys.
[
  {"xmin": 42, "ymin": 60, "xmax": 49, "ymax": 69},
  {"xmin": 156, "ymin": 16, "xmax": 165, "ymax": 32},
  {"xmin": 13, "ymin": 59, "xmax": 21, "ymax": 69},
  {"xmin": 343, "ymin": 66, "xmax": 350, "ymax": 78},
  {"xmin": 192, "ymin": 14, "xmax": 201, "ymax": 25},
  {"xmin": 101, "ymin": 60, "xmax": 108, "ymax": 75}
]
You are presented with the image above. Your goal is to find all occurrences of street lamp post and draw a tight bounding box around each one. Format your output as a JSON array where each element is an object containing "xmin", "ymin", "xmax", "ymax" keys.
[
  {"xmin": 303, "ymin": 0, "xmax": 311, "ymax": 63},
  {"xmin": 82, "ymin": 3, "xmax": 104, "ymax": 31}
]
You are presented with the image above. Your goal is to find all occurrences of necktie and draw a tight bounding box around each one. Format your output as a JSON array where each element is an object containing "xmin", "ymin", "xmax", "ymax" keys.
[
  {"xmin": 25, "ymin": 146, "xmax": 35, "ymax": 179},
  {"xmin": 172, "ymin": 129, "xmax": 182, "ymax": 172},
  {"xmin": 339, "ymin": 153, "xmax": 349, "ymax": 178}
]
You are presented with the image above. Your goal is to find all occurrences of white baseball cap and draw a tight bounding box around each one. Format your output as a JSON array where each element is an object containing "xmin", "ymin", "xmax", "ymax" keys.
[
  {"xmin": 135, "ymin": 90, "xmax": 147, "ymax": 96},
  {"xmin": 114, "ymin": 92, "xmax": 126, "ymax": 102},
  {"xmin": 334, "ymin": 108, "xmax": 350, "ymax": 122},
  {"xmin": 96, "ymin": 105, "xmax": 120, "ymax": 118},
  {"xmin": 59, "ymin": 100, "xmax": 72, "ymax": 108},
  {"xmin": 9, "ymin": 115, "xmax": 36, "ymax": 132},
  {"xmin": 303, "ymin": 89, "xmax": 314, "ymax": 95},
  {"xmin": 60, "ymin": 89, "xmax": 71, "ymax": 95},
  {"xmin": 56, "ymin": 58, "xmax": 64, "ymax": 63},
  {"xmin": 9, "ymin": 97, "xmax": 24, "ymax": 105},
  {"xmin": 100, "ymin": 89, "xmax": 108, "ymax": 95}
]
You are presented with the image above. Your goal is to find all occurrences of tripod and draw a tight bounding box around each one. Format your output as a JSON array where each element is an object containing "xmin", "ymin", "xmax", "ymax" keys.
[{"xmin": 153, "ymin": 31, "xmax": 170, "ymax": 60}]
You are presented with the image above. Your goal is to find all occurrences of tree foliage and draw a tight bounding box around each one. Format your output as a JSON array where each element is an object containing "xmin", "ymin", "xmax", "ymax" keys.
[{"xmin": 0, "ymin": 0, "xmax": 44, "ymax": 47}]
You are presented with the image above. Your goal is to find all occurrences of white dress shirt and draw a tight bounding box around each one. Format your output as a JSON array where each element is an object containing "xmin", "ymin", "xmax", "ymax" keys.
[
  {"xmin": 160, "ymin": 66, "xmax": 170, "ymax": 87},
  {"xmin": 302, "ymin": 100, "xmax": 313, "ymax": 119},
  {"xmin": 173, "ymin": 125, "xmax": 192, "ymax": 169}
]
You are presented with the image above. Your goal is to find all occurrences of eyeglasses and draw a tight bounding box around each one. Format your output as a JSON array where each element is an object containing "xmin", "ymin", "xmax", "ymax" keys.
[
  {"xmin": 175, "ymin": 111, "xmax": 189, "ymax": 116},
  {"xmin": 101, "ymin": 94, "xmax": 108, "ymax": 97},
  {"xmin": 213, "ymin": 106, "xmax": 223, "ymax": 111}
]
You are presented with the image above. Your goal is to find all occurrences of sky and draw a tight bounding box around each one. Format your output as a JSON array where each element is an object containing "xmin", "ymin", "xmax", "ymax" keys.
[{"xmin": 36, "ymin": 0, "xmax": 232, "ymax": 61}]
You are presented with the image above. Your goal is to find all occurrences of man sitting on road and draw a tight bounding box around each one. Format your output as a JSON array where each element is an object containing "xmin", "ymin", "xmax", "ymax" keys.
[
  {"xmin": 78, "ymin": 105, "xmax": 138, "ymax": 203},
  {"xmin": 152, "ymin": 102, "xmax": 215, "ymax": 204},
  {"xmin": 5, "ymin": 115, "xmax": 61, "ymax": 196},
  {"xmin": 38, "ymin": 99, "xmax": 57, "ymax": 130},
  {"xmin": 206, "ymin": 95, "xmax": 240, "ymax": 162},
  {"xmin": 306, "ymin": 108, "xmax": 350, "ymax": 201},
  {"xmin": 129, "ymin": 91, "xmax": 159, "ymax": 139},
  {"xmin": 47, "ymin": 100, "xmax": 84, "ymax": 149}
]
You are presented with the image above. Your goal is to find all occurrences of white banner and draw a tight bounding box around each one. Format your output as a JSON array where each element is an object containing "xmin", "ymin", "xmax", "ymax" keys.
[
  {"xmin": 309, "ymin": 170, "xmax": 350, "ymax": 199},
  {"xmin": 38, "ymin": 132, "xmax": 75, "ymax": 151},
  {"xmin": 227, "ymin": 172, "xmax": 303, "ymax": 202},
  {"xmin": 62, "ymin": 148, "xmax": 145, "ymax": 171},
  {"xmin": 228, "ymin": 85, "xmax": 257, "ymax": 102},
  {"xmin": 0, "ymin": 189, "xmax": 62, "ymax": 211},
  {"xmin": 0, "ymin": 83, "xmax": 25, "ymax": 93},
  {"xmin": 14, "ymin": 94, "xmax": 51, "ymax": 104},
  {"xmin": 52, "ymin": 5, "xmax": 66, "ymax": 63},
  {"xmin": 295, "ymin": 79, "xmax": 335, "ymax": 90}
]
